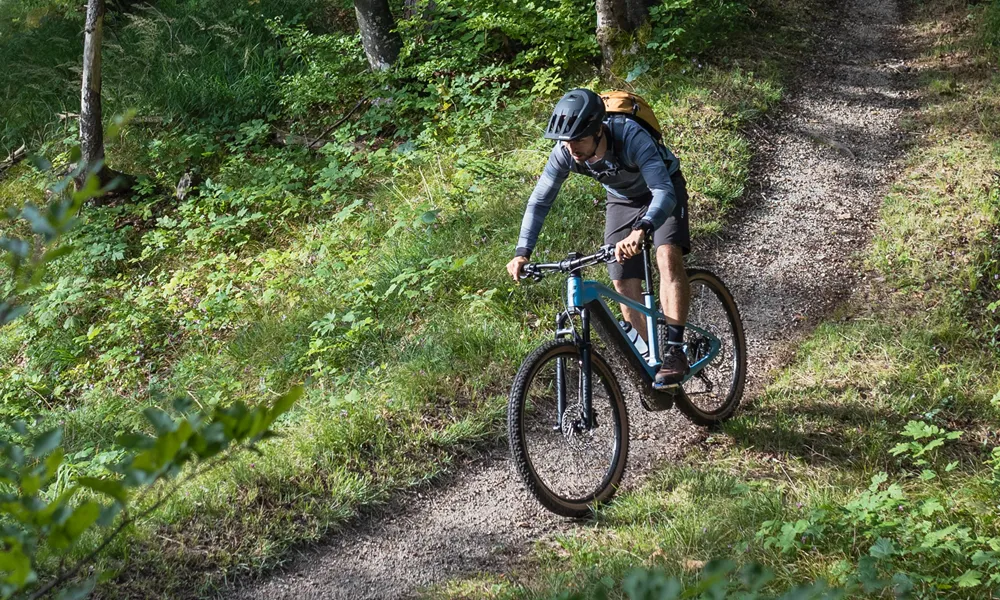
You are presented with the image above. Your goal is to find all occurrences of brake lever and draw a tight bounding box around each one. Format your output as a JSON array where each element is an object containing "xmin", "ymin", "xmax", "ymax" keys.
[
  {"xmin": 520, "ymin": 264, "xmax": 543, "ymax": 282},
  {"xmin": 597, "ymin": 244, "xmax": 617, "ymax": 263}
]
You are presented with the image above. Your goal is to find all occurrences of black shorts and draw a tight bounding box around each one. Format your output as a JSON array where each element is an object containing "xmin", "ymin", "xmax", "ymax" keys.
[{"xmin": 604, "ymin": 170, "xmax": 691, "ymax": 281}]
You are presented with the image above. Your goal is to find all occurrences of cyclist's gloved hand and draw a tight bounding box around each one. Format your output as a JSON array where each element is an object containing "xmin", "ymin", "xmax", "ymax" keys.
[{"xmin": 507, "ymin": 256, "xmax": 531, "ymax": 282}]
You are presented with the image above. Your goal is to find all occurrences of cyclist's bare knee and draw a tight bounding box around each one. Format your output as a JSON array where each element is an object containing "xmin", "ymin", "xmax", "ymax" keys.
[
  {"xmin": 612, "ymin": 278, "xmax": 641, "ymax": 298},
  {"xmin": 655, "ymin": 245, "xmax": 685, "ymax": 282}
]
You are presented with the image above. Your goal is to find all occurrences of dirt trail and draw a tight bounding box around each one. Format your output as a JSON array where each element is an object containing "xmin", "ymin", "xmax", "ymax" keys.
[{"xmin": 227, "ymin": 0, "xmax": 914, "ymax": 597}]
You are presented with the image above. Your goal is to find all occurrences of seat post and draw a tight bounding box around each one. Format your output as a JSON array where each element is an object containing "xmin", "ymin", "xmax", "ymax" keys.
[
  {"xmin": 642, "ymin": 238, "xmax": 654, "ymax": 295},
  {"xmin": 641, "ymin": 238, "xmax": 660, "ymax": 365}
]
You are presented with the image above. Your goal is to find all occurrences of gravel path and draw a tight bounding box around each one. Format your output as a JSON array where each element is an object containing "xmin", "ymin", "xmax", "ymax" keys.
[{"xmin": 226, "ymin": 0, "xmax": 914, "ymax": 597}]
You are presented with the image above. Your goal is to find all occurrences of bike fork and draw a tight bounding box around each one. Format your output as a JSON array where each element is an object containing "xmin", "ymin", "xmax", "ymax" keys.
[
  {"xmin": 553, "ymin": 309, "xmax": 595, "ymax": 431},
  {"xmin": 580, "ymin": 307, "xmax": 595, "ymax": 429}
]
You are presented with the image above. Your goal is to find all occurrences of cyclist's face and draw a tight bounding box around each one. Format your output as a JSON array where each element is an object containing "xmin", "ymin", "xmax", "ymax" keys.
[{"xmin": 563, "ymin": 135, "xmax": 599, "ymax": 162}]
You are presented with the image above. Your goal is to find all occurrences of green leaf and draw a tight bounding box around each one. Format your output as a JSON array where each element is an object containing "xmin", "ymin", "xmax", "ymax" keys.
[
  {"xmin": 97, "ymin": 502, "xmax": 123, "ymax": 527},
  {"xmin": 54, "ymin": 577, "xmax": 96, "ymax": 600},
  {"xmin": 44, "ymin": 447, "xmax": 64, "ymax": 479},
  {"xmin": 921, "ymin": 499, "xmax": 945, "ymax": 516},
  {"xmin": 143, "ymin": 407, "xmax": 176, "ymax": 435},
  {"xmin": 20, "ymin": 473, "xmax": 41, "ymax": 496},
  {"xmin": 420, "ymin": 209, "xmax": 440, "ymax": 224},
  {"xmin": 78, "ymin": 477, "xmax": 128, "ymax": 504},
  {"xmin": 41, "ymin": 244, "xmax": 74, "ymax": 263},
  {"xmin": 889, "ymin": 442, "xmax": 911, "ymax": 456},
  {"xmin": 259, "ymin": 385, "xmax": 302, "ymax": 434},
  {"xmin": 919, "ymin": 469, "xmax": 937, "ymax": 481},
  {"xmin": 892, "ymin": 572, "xmax": 914, "ymax": 596},
  {"xmin": 172, "ymin": 396, "xmax": 194, "ymax": 414},
  {"xmin": 870, "ymin": 537, "xmax": 896, "ymax": 559},
  {"xmin": 21, "ymin": 205, "xmax": 56, "ymax": 239},
  {"xmin": 50, "ymin": 501, "xmax": 101, "ymax": 549},
  {"xmin": 957, "ymin": 569, "xmax": 982, "ymax": 588},
  {"xmin": 30, "ymin": 155, "xmax": 52, "ymax": 172},
  {"xmin": 0, "ymin": 237, "xmax": 30, "ymax": 259},
  {"xmin": 0, "ymin": 542, "xmax": 35, "ymax": 587},
  {"xmin": 945, "ymin": 461, "xmax": 958, "ymax": 472},
  {"xmin": 117, "ymin": 432, "xmax": 155, "ymax": 450},
  {"xmin": 30, "ymin": 428, "xmax": 62, "ymax": 458}
]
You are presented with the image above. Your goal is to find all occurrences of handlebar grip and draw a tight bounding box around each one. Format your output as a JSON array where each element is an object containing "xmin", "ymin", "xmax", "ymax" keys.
[{"xmin": 520, "ymin": 264, "xmax": 540, "ymax": 280}]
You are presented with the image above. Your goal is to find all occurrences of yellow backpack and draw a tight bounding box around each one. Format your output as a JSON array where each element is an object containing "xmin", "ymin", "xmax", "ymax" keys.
[{"xmin": 600, "ymin": 90, "xmax": 664, "ymax": 142}]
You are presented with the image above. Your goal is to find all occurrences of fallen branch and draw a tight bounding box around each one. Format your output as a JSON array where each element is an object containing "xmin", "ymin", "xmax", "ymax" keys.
[
  {"xmin": 308, "ymin": 98, "xmax": 370, "ymax": 149},
  {"xmin": 0, "ymin": 144, "xmax": 28, "ymax": 176}
]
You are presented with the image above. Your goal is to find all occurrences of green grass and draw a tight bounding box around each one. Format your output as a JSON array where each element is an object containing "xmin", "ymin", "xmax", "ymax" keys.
[
  {"xmin": 432, "ymin": 2, "xmax": 1000, "ymax": 598},
  {"xmin": 0, "ymin": 0, "xmax": 813, "ymax": 596}
]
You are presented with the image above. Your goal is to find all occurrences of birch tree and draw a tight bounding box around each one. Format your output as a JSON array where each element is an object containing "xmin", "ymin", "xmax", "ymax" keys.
[{"xmin": 79, "ymin": 0, "xmax": 131, "ymax": 196}]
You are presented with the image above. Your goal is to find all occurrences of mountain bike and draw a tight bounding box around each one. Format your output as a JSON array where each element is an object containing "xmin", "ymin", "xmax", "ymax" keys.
[{"xmin": 509, "ymin": 241, "xmax": 746, "ymax": 517}]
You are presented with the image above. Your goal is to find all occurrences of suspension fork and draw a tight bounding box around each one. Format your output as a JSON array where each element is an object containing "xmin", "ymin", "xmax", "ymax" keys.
[
  {"xmin": 580, "ymin": 307, "xmax": 595, "ymax": 428},
  {"xmin": 553, "ymin": 308, "xmax": 595, "ymax": 430},
  {"xmin": 554, "ymin": 312, "xmax": 570, "ymax": 429}
]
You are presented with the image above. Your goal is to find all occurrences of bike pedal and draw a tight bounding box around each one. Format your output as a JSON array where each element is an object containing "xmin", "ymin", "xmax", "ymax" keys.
[{"xmin": 651, "ymin": 381, "xmax": 682, "ymax": 391}]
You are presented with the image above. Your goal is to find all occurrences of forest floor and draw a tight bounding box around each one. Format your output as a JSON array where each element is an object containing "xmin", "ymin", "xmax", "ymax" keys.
[{"xmin": 227, "ymin": 0, "xmax": 918, "ymax": 597}]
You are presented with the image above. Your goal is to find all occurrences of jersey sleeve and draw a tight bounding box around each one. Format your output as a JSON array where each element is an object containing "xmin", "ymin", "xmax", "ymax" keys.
[
  {"xmin": 622, "ymin": 126, "xmax": 676, "ymax": 229},
  {"xmin": 515, "ymin": 145, "xmax": 572, "ymax": 258}
]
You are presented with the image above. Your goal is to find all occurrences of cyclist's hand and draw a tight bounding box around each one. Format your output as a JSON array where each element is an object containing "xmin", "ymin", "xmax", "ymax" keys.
[
  {"xmin": 507, "ymin": 256, "xmax": 531, "ymax": 282},
  {"xmin": 615, "ymin": 229, "xmax": 645, "ymax": 263}
]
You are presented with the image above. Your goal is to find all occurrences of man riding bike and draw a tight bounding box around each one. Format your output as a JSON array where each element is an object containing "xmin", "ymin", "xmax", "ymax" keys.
[{"xmin": 505, "ymin": 88, "xmax": 692, "ymax": 386}]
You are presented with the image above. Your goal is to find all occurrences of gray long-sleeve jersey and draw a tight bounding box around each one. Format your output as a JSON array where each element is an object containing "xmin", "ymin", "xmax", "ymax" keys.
[{"xmin": 515, "ymin": 116, "xmax": 680, "ymax": 258}]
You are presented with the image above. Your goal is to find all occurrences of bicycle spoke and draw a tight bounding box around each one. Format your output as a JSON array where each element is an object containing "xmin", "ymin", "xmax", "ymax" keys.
[
  {"xmin": 521, "ymin": 352, "xmax": 621, "ymax": 504},
  {"xmin": 683, "ymin": 277, "xmax": 739, "ymax": 414}
]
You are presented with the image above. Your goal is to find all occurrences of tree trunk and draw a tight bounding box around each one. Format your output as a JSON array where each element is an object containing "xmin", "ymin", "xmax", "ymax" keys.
[
  {"xmin": 354, "ymin": 0, "xmax": 402, "ymax": 71},
  {"xmin": 625, "ymin": 0, "xmax": 651, "ymax": 30},
  {"xmin": 403, "ymin": 0, "xmax": 436, "ymax": 20},
  {"xmin": 595, "ymin": 0, "xmax": 637, "ymax": 69},
  {"xmin": 79, "ymin": 0, "xmax": 131, "ymax": 198},
  {"xmin": 79, "ymin": 0, "xmax": 106, "ymax": 184}
]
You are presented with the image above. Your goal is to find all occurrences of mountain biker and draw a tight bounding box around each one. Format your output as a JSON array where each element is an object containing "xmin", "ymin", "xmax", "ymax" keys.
[{"xmin": 505, "ymin": 88, "xmax": 691, "ymax": 386}]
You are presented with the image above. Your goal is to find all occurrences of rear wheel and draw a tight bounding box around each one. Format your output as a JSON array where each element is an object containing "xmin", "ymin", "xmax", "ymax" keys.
[
  {"xmin": 673, "ymin": 268, "xmax": 746, "ymax": 425},
  {"xmin": 508, "ymin": 339, "xmax": 629, "ymax": 518}
]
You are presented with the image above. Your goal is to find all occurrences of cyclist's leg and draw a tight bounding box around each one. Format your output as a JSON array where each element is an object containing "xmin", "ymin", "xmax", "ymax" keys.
[
  {"xmin": 605, "ymin": 193, "xmax": 651, "ymax": 339},
  {"xmin": 652, "ymin": 170, "xmax": 692, "ymax": 329},
  {"xmin": 655, "ymin": 244, "xmax": 689, "ymax": 327},
  {"xmin": 612, "ymin": 278, "xmax": 646, "ymax": 338}
]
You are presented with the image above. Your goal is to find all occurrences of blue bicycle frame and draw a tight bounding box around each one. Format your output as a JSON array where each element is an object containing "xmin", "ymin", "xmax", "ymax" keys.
[
  {"xmin": 565, "ymin": 277, "xmax": 721, "ymax": 383},
  {"xmin": 543, "ymin": 242, "xmax": 722, "ymax": 429}
]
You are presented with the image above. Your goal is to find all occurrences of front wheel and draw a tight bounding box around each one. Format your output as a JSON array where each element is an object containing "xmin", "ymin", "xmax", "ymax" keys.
[
  {"xmin": 674, "ymin": 268, "xmax": 747, "ymax": 426},
  {"xmin": 508, "ymin": 339, "xmax": 629, "ymax": 518}
]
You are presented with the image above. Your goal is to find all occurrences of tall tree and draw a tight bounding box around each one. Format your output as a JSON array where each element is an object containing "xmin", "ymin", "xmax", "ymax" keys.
[
  {"xmin": 596, "ymin": 0, "xmax": 651, "ymax": 69},
  {"xmin": 625, "ymin": 0, "xmax": 652, "ymax": 30},
  {"xmin": 354, "ymin": 0, "xmax": 402, "ymax": 71},
  {"xmin": 79, "ymin": 0, "xmax": 130, "ymax": 196}
]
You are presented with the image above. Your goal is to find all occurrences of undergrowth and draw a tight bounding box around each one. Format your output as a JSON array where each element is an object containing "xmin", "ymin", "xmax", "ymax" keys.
[
  {"xmin": 2, "ymin": 0, "xmax": 810, "ymax": 595},
  {"xmin": 432, "ymin": 1, "xmax": 1000, "ymax": 599}
]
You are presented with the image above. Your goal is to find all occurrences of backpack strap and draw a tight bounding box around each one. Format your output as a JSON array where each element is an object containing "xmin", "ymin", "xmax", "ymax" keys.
[{"xmin": 609, "ymin": 115, "xmax": 640, "ymax": 173}]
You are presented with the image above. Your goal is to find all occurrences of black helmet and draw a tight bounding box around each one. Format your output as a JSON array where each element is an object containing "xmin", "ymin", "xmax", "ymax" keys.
[{"xmin": 544, "ymin": 88, "xmax": 605, "ymax": 141}]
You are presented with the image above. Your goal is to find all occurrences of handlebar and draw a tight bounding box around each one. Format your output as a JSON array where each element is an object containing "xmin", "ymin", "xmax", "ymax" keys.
[{"xmin": 520, "ymin": 245, "xmax": 617, "ymax": 281}]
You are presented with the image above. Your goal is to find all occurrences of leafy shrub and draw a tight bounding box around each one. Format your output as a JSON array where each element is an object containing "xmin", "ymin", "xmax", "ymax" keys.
[
  {"xmin": 558, "ymin": 560, "xmax": 844, "ymax": 600},
  {"xmin": 274, "ymin": 0, "xmax": 597, "ymax": 143},
  {"xmin": 982, "ymin": 0, "xmax": 1000, "ymax": 55},
  {"xmin": 647, "ymin": 0, "xmax": 749, "ymax": 62},
  {"xmin": 757, "ymin": 422, "xmax": 1000, "ymax": 595},
  {"xmin": 0, "ymin": 155, "xmax": 299, "ymax": 598}
]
